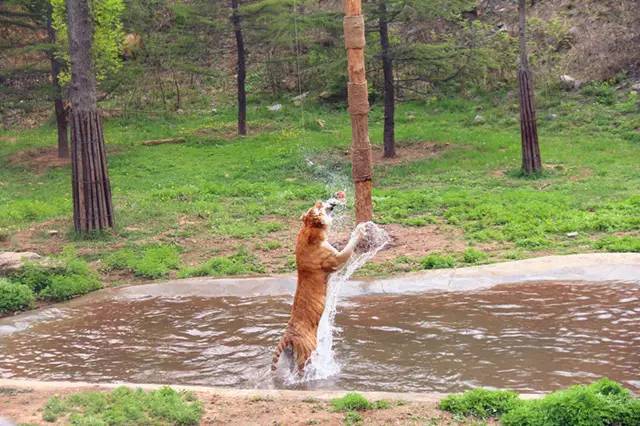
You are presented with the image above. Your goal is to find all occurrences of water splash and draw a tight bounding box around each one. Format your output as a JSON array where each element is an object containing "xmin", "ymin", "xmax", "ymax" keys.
[{"xmin": 296, "ymin": 221, "xmax": 390, "ymax": 383}]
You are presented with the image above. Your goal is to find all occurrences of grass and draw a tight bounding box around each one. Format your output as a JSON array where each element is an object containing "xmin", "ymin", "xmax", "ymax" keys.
[
  {"xmin": 178, "ymin": 248, "xmax": 265, "ymax": 278},
  {"xmin": 439, "ymin": 388, "xmax": 521, "ymax": 419},
  {"xmin": 439, "ymin": 378, "xmax": 640, "ymax": 425},
  {"xmin": 330, "ymin": 392, "xmax": 391, "ymax": 425},
  {"xmin": 102, "ymin": 244, "xmax": 181, "ymax": 279},
  {"xmin": 0, "ymin": 91, "xmax": 639, "ymax": 288},
  {"xmin": 41, "ymin": 386, "xmax": 203, "ymax": 425}
]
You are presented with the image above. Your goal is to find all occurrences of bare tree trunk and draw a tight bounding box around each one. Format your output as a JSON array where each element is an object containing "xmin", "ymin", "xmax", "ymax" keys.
[
  {"xmin": 46, "ymin": 9, "xmax": 68, "ymax": 158},
  {"xmin": 344, "ymin": 0, "xmax": 373, "ymax": 222},
  {"xmin": 378, "ymin": 0, "xmax": 395, "ymax": 158},
  {"xmin": 231, "ymin": 0, "xmax": 247, "ymax": 135},
  {"xmin": 67, "ymin": 0, "xmax": 114, "ymax": 232},
  {"xmin": 172, "ymin": 72, "xmax": 181, "ymax": 111},
  {"xmin": 518, "ymin": 0, "xmax": 542, "ymax": 175}
]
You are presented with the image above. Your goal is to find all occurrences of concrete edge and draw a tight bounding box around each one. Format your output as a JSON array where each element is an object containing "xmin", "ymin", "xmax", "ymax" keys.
[
  {"xmin": 116, "ymin": 253, "xmax": 640, "ymax": 298},
  {"xmin": 0, "ymin": 379, "xmax": 543, "ymax": 402}
]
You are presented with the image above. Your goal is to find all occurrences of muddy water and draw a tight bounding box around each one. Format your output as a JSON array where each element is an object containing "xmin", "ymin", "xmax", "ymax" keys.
[{"xmin": 0, "ymin": 281, "xmax": 638, "ymax": 393}]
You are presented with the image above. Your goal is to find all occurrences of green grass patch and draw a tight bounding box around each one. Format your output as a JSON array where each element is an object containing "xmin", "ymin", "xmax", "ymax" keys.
[
  {"xmin": 344, "ymin": 411, "xmax": 364, "ymax": 425},
  {"xmin": 439, "ymin": 379, "xmax": 640, "ymax": 425},
  {"xmin": 42, "ymin": 386, "xmax": 203, "ymax": 425},
  {"xmin": 103, "ymin": 244, "xmax": 181, "ymax": 279},
  {"xmin": 462, "ymin": 248, "xmax": 489, "ymax": 264},
  {"xmin": 330, "ymin": 392, "xmax": 390, "ymax": 413},
  {"xmin": 502, "ymin": 379, "xmax": 640, "ymax": 426},
  {"xmin": 0, "ymin": 279, "xmax": 35, "ymax": 314},
  {"xmin": 439, "ymin": 388, "xmax": 520, "ymax": 419},
  {"xmin": 420, "ymin": 253, "xmax": 457, "ymax": 269},
  {"xmin": 594, "ymin": 236, "xmax": 640, "ymax": 253},
  {"xmin": 178, "ymin": 248, "xmax": 264, "ymax": 278}
]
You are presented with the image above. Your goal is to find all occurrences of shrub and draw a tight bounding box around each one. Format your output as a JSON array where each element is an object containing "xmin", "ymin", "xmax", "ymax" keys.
[
  {"xmin": 439, "ymin": 388, "xmax": 520, "ymax": 419},
  {"xmin": 501, "ymin": 379, "xmax": 640, "ymax": 426},
  {"xmin": 331, "ymin": 393, "xmax": 371, "ymax": 412},
  {"xmin": 462, "ymin": 248, "xmax": 488, "ymax": 264},
  {"xmin": 420, "ymin": 253, "xmax": 456, "ymax": 269},
  {"xmin": 178, "ymin": 248, "xmax": 264, "ymax": 278},
  {"xmin": 103, "ymin": 244, "xmax": 181, "ymax": 279},
  {"xmin": 42, "ymin": 386, "xmax": 203, "ymax": 425},
  {"xmin": 0, "ymin": 279, "xmax": 35, "ymax": 314}
]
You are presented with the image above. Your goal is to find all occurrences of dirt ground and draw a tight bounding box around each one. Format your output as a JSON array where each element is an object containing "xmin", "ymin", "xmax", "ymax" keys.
[{"xmin": 0, "ymin": 386, "xmax": 481, "ymax": 425}]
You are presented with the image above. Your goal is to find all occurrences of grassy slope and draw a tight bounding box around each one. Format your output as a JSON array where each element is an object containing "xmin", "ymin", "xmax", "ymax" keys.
[{"xmin": 0, "ymin": 92, "xmax": 639, "ymax": 282}]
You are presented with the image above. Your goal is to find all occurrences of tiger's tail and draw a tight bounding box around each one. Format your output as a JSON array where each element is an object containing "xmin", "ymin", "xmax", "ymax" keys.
[{"xmin": 271, "ymin": 334, "xmax": 291, "ymax": 371}]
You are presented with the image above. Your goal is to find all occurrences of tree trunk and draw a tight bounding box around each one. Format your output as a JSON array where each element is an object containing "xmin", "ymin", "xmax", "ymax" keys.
[
  {"xmin": 518, "ymin": 0, "xmax": 541, "ymax": 175},
  {"xmin": 344, "ymin": 0, "xmax": 373, "ymax": 223},
  {"xmin": 231, "ymin": 0, "xmax": 247, "ymax": 136},
  {"xmin": 67, "ymin": 0, "xmax": 114, "ymax": 232},
  {"xmin": 378, "ymin": 0, "xmax": 395, "ymax": 158},
  {"xmin": 46, "ymin": 9, "xmax": 68, "ymax": 158}
]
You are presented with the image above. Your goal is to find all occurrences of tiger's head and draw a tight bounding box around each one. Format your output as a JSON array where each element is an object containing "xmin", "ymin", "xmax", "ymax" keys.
[{"xmin": 301, "ymin": 200, "xmax": 338, "ymax": 229}]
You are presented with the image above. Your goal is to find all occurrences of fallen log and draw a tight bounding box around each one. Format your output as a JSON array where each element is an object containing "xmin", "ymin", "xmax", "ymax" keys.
[{"xmin": 141, "ymin": 137, "xmax": 186, "ymax": 146}]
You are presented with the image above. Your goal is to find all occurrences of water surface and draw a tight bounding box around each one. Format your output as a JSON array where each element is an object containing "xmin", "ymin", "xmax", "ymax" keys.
[{"xmin": 0, "ymin": 281, "xmax": 638, "ymax": 392}]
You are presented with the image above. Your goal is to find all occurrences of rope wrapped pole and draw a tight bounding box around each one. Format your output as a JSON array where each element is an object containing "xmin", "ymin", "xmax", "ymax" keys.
[{"xmin": 344, "ymin": 0, "xmax": 373, "ymax": 223}]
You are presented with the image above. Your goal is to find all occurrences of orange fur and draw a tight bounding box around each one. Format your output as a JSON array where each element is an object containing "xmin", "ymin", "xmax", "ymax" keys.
[{"xmin": 272, "ymin": 202, "xmax": 362, "ymax": 372}]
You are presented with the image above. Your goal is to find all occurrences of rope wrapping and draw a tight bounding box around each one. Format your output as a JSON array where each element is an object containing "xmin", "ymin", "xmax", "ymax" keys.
[
  {"xmin": 347, "ymin": 82, "xmax": 369, "ymax": 114},
  {"xmin": 343, "ymin": 16, "xmax": 366, "ymax": 49}
]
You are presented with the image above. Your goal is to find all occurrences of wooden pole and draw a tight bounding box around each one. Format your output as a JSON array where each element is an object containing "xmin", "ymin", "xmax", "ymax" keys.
[
  {"xmin": 518, "ymin": 0, "xmax": 542, "ymax": 175},
  {"xmin": 344, "ymin": 0, "xmax": 373, "ymax": 223}
]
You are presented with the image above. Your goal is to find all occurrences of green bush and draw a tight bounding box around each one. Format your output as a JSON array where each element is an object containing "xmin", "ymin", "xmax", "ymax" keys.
[
  {"xmin": 0, "ymin": 279, "xmax": 35, "ymax": 314},
  {"xmin": 43, "ymin": 386, "xmax": 203, "ymax": 425},
  {"xmin": 9, "ymin": 257, "xmax": 102, "ymax": 302},
  {"xmin": 420, "ymin": 253, "xmax": 456, "ymax": 269},
  {"xmin": 462, "ymin": 248, "xmax": 489, "ymax": 264},
  {"xmin": 178, "ymin": 248, "xmax": 264, "ymax": 278},
  {"xmin": 594, "ymin": 236, "xmax": 640, "ymax": 253},
  {"xmin": 439, "ymin": 388, "xmax": 520, "ymax": 419},
  {"xmin": 103, "ymin": 244, "xmax": 181, "ymax": 278},
  {"xmin": 501, "ymin": 379, "xmax": 640, "ymax": 426}
]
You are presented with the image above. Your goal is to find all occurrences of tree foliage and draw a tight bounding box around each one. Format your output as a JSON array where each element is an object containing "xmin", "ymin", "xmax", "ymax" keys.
[{"xmin": 50, "ymin": 0, "xmax": 125, "ymax": 85}]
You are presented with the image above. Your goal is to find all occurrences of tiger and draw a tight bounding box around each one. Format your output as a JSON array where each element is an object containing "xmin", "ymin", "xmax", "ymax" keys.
[{"xmin": 271, "ymin": 199, "xmax": 365, "ymax": 372}]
